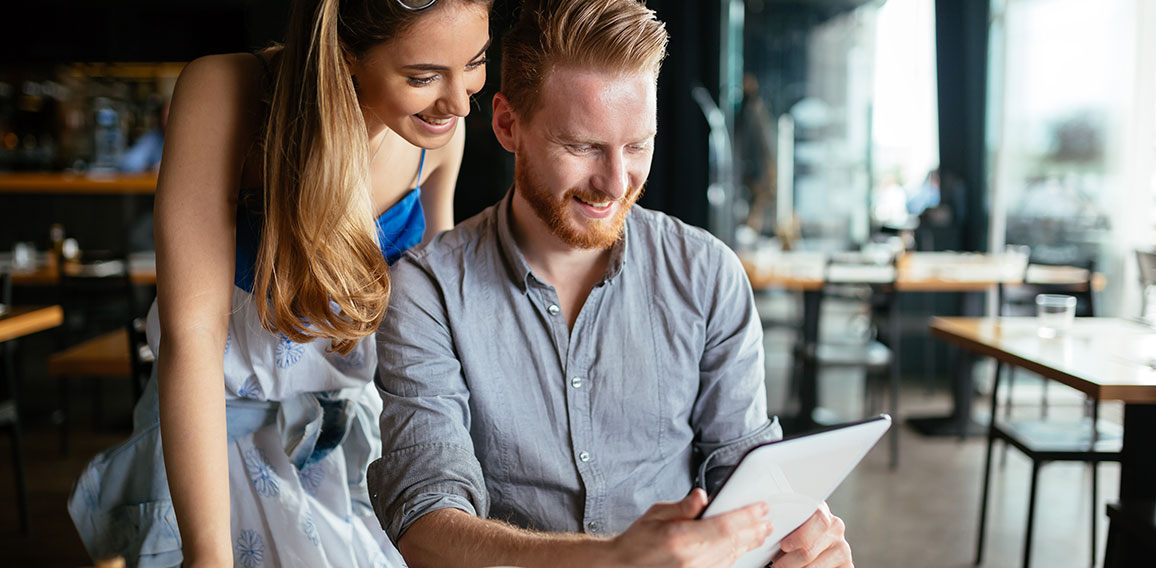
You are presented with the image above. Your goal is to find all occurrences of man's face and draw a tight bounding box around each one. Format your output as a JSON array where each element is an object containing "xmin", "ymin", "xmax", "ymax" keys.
[{"xmin": 506, "ymin": 66, "xmax": 657, "ymax": 249}]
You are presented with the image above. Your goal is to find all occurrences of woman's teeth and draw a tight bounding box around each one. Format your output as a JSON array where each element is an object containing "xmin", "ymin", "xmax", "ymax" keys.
[{"xmin": 417, "ymin": 114, "xmax": 452, "ymax": 126}]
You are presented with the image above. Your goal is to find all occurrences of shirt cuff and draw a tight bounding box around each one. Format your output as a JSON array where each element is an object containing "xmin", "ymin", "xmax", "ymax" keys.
[
  {"xmin": 367, "ymin": 442, "xmax": 489, "ymax": 545},
  {"xmin": 696, "ymin": 416, "xmax": 783, "ymax": 494}
]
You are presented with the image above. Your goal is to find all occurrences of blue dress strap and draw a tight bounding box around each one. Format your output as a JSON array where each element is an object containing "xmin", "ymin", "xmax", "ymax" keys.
[{"xmin": 416, "ymin": 149, "xmax": 426, "ymax": 186}]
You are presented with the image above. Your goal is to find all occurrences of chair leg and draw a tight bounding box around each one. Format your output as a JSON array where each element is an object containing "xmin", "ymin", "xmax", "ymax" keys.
[
  {"xmin": 58, "ymin": 376, "xmax": 69, "ymax": 457},
  {"xmin": 888, "ymin": 354, "xmax": 900, "ymax": 469},
  {"xmin": 1023, "ymin": 461, "xmax": 1042, "ymax": 568},
  {"xmin": 974, "ymin": 418, "xmax": 998, "ymax": 565},
  {"xmin": 975, "ymin": 364, "xmax": 1003, "ymax": 566},
  {"xmin": 1091, "ymin": 462, "xmax": 1099, "ymax": 568},
  {"xmin": 1040, "ymin": 379, "xmax": 1050, "ymax": 419},
  {"xmin": 1103, "ymin": 510, "xmax": 1119, "ymax": 568},
  {"xmin": 995, "ymin": 362, "xmax": 1011, "ymax": 468},
  {"xmin": 8, "ymin": 413, "xmax": 31, "ymax": 534}
]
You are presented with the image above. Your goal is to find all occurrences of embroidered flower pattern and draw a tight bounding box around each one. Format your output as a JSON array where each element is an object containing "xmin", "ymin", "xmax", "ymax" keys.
[
  {"xmin": 275, "ymin": 334, "xmax": 305, "ymax": 369},
  {"xmin": 302, "ymin": 513, "xmax": 320, "ymax": 546},
  {"xmin": 299, "ymin": 460, "xmax": 327, "ymax": 496},
  {"xmin": 235, "ymin": 530, "xmax": 265, "ymax": 568},
  {"xmin": 237, "ymin": 376, "xmax": 264, "ymax": 400},
  {"xmin": 245, "ymin": 447, "xmax": 280, "ymax": 498}
]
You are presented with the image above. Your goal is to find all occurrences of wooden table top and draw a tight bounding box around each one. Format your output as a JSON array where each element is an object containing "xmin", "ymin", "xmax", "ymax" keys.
[
  {"xmin": 5, "ymin": 253, "xmax": 156, "ymax": 286},
  {"xmin": 0, "ymin": 172, "xmax": 157, "ymax": 194},
  {"xmin": 0, "ymin": 305, "xmax": 63, "ymax": 343},
  {"xmin": 929, "ymin": 316, "xmax": 1156, "ymax": 403},
  {"xmin": 741, "ymin": 250, "xmax": 1104, "ymax": 292}
]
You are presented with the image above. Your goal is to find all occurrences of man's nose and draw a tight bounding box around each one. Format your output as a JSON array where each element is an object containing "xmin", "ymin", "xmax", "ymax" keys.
[{"xmin": 594, "ymin": 150, "xmax": 629, "ymax": 201}]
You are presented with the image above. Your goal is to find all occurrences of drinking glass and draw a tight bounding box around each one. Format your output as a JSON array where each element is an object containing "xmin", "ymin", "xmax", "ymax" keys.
[{"xmin": 1036, "ymin": 294, "xmax": 1076, "ymax": 338}]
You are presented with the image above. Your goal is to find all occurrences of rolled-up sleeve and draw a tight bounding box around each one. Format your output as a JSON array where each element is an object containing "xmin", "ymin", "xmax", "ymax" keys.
[
  {"xmin": 692, "ymin": 243, "xmax": 782, "ymax": 493},
  {"xmin": 367, "ymin": 253, "xmax": 489, "ymax": 545}
]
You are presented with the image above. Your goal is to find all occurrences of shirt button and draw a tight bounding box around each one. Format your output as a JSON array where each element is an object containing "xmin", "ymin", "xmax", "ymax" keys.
[
  {"xmin": 578, "ymin": 451, "xmax": 591, "ymax": 462},
  {"xmin": 587, "ymin": 521, "xmax": 599, "ymax": 533},
  {"xmin": 547, "ymin": 304, "xmax": 561, "ymax": 316},
  {"xmin": 570, "ymin": 376, "xmax": 583, "ymax": 389}
]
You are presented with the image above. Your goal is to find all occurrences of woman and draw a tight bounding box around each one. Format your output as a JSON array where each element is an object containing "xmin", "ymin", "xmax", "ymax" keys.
[{"xmin": 68, "ymin": 0, "xmax": 493, "ymax": 566}]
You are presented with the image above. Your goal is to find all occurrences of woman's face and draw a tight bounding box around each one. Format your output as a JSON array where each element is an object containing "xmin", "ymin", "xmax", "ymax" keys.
[{"xmin": 350, "ymin": 2, "xmax": 490, "ymax": 149}]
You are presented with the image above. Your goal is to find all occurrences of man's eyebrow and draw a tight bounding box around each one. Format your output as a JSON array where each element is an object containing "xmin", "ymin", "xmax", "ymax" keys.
[
  {"xmin": 401, "ymin": 38, "xmax": 492, "ymax": 72},
  {"xmin": 550, "ymin": 130, "xmax": 658, "ymax": 146}
]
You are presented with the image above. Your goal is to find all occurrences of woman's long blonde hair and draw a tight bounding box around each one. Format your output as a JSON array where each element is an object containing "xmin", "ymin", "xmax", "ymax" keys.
[{"xmin": 255, "ymin": 0, "xmax": 486, "ymax": 354}]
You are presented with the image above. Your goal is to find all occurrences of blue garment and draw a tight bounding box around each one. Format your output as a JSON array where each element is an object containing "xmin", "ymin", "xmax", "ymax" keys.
[
  {"xmin": 69, "ymin": 151, "xmax": 428, "ymax": 567},
  {"xmin": 235, "ymin": 150, "xmax": 427, "ymax": 291}
]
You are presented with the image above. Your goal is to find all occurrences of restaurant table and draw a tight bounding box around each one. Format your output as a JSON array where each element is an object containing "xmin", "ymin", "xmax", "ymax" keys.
[
  {"xmin": 0, "ymin": 305, "xmax": 64, "ymax": 343},
  {"xmin": 0, "ymin": 304, "xmax": 63, "ymax": 533},
  {"xmin": 3, "ymin": 251, "xmax": 156, "ymax": 286},
  {"xmin": 929, "ymin": 316, "xmax": 1156, "ymax": 566},
  {"xmin": 0, "ymin": 172, "xmax": 157, "ymax": 194},
  {"xmin": 739, "ymin": 250, "xmax": 1103, "ymax": 436}
]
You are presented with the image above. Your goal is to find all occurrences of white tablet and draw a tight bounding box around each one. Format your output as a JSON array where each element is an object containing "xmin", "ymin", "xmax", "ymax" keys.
[{"xmin": 699, "ymin": 414, "xmax": 891, "ymax": 568}]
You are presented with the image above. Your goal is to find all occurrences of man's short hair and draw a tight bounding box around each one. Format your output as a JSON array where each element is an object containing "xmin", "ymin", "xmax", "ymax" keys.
[{"xmin": 500, "ymin": 0, "xmax": 669, "ymax": 122}]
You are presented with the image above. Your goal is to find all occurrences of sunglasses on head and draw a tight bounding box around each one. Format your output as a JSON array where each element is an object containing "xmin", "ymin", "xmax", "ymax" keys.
[{"xmin": 395, "ymin": 0, "xmax": 438, "ymax": 9}]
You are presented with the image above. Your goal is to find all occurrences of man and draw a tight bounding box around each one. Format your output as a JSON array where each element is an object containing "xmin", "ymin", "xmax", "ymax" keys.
[{"xmin": 368, "ymin": 1, "xmax": 853, "ymax": 566}]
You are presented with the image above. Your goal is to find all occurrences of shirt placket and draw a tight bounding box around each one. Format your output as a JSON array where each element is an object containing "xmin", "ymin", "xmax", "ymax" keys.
[{"xmin": 533, "ymin": 282, "xmax": 604, "ymax": 535}]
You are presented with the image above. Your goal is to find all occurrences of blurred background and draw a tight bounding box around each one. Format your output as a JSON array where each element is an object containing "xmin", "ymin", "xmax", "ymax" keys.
[{"xmin": 2, "ymin": 0, "xmax": 1155, "ymax": 566}]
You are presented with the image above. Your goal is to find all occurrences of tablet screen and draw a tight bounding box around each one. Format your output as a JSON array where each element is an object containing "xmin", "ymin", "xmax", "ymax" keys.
[{"xmin": 699, "ymin": 415, "xmax": 891, "ymax": 568}]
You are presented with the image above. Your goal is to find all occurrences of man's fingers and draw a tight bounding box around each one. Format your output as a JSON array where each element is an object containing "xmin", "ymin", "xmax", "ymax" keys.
[
  {"xmin": 643, "ymin": 488, "xmax": 709, "ymax": 522},
  {"xmin": 774, "ymin": 540, "xmax": 853, "ymax": 568},
  {"xmin": 779, "ymin": 504, "xmax": 835, "ymax": 555}
]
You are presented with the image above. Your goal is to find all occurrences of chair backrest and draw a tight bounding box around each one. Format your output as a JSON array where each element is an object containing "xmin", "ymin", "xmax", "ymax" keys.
[
  {"xmin": 57, "ymin": 250, "xmax": 135, "ymax": 346},
  {"xmin": 819, "ymin": 254, "xmax": 900, "ymax": 345},
  {"xmin": 999, "ymin": 259, "xmax": 1097, "ymax": 318},
  {"xmin": 1, "ymin": 268, "xmax": 11, "ymax": 306},
  {"xmin": 1138, "ymin": 249, "xmax": 1156, "ymax": 320},
  {"xmin": 1138, "ymin": 249, "xmax": 1156, "ymax": 286},
  {"xmin": 126, "ymin": 318, "xmax": 154, "ymax": 401}
]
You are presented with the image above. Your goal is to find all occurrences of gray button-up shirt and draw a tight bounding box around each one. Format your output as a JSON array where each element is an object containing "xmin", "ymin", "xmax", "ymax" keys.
[{"xmin": 369, "ymin": 190, "xmax": 781, "ymax": 545}]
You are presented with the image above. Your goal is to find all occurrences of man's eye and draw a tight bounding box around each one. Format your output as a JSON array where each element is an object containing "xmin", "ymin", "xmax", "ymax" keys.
[{"xmin": 568, "ymin": 145, "xmax": 594, "ymax": 153}]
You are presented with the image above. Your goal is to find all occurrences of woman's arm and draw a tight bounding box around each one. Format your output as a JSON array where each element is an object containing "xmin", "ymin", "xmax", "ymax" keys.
[
  {"xmin": 153, "ymin": 54, "xmax": 263, "ymax": 567},
  {"xmin": 417, "ymin": 119, "xmax": 466, "ymax": 239}
]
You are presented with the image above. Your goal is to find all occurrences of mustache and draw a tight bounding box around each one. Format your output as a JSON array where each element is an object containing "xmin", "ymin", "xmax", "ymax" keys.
[{"xmin": 564, "ymin": 184, "xmax": 647, "ymax": 205}]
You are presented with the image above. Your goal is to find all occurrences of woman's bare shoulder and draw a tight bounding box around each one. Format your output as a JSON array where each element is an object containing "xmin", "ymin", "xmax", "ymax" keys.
[{"xmin": 174, "ymin": 53, "xmax": 267, "ymax": 104}]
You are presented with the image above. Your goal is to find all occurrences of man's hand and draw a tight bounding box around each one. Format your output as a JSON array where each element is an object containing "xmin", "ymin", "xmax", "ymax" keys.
[
  {"xmin": 772, "ymin": 502, "xmax": 853, "ymax": 568},
  {"xmin": 606, "ymin": 488, "xmax": 774, "ymax": 567}
]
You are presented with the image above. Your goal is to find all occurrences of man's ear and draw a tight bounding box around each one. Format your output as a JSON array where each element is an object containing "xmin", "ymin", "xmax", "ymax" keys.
[{"xmin": 491, "ymin": 92, "xmax": 520, "ymax": 153}]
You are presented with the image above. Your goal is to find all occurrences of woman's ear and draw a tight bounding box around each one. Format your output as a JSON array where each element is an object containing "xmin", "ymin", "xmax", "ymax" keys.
[{"xmin": 491, "ymin": 92, "xmax": 520, "ymax": 153}]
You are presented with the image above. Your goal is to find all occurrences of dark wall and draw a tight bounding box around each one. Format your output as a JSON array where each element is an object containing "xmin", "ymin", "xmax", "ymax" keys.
[
  {"xmin": 3, "ymin": 1, "xmax": 721, "ymax": 234},
  {"xmin": 6, "ymin": 0, "xmax": 288, "ymax": 63}
]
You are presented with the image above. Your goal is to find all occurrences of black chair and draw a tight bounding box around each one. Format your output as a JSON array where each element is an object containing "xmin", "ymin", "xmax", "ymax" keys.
[
  {"xmin": 1104, "ymin": 500, "xmax": 1156, "ymax": 567},
  {"xmin": 0, "ymin": 269, "xmax": 31, "ymax": 533},
  {"xmin": 53, "ymin": 249, "xmax": 137, "ymax": 454},
  {"xmin": 974, "ymin": 267, "xmax": 1122, "ymax": 568},
  {"xmin": 126, "ymin": 317, "xmax": 154, "ymax": 401},
  {"xmin": 791, "ymin": 256, "xmax": 900, "ymax": 468},
  {"xmin": 995, "ymin": 259, "xmax": 1097, "ymax": 420}
]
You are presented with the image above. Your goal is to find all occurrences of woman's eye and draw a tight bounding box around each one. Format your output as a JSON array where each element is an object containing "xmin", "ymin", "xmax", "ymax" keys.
[
  {"xmin": 408, "ymin": 75, "xmax": 437, "ymax": 87},
  {"xmin": 466, "ymin": 57, "xmax": 489, "ymax": 70}
]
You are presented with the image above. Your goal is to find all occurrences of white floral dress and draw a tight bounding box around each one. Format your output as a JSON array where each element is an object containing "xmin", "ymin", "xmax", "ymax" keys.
[{"xmin": 68, "ymin": 161, "xmax": 429, "ymax": 567}]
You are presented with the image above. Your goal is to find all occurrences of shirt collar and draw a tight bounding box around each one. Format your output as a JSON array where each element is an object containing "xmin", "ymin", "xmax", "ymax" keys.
[{"xmin": 495, "ymin": 186, "xmax": 631, "ymax": 293}]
